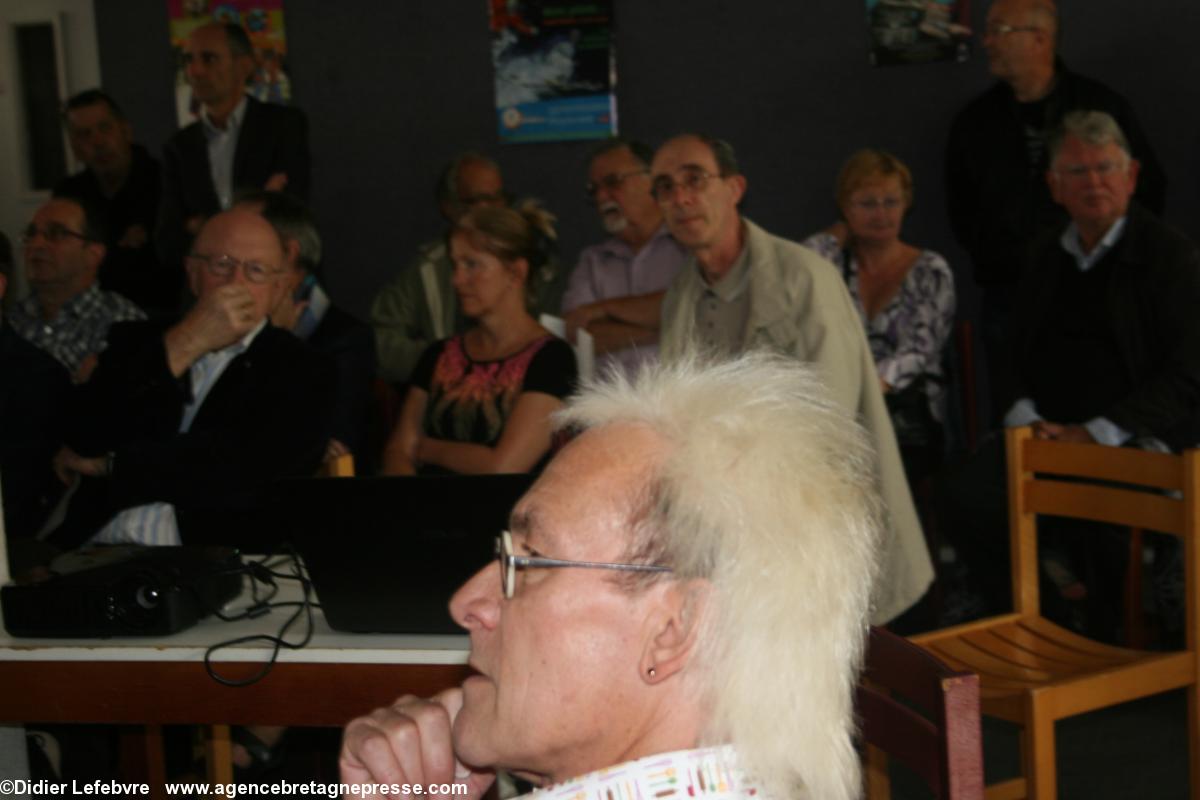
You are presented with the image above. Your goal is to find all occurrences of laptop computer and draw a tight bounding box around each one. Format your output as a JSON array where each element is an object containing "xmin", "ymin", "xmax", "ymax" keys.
[{"xmin": 277, "ymin": 474, "xmax": 535, "ymax": 634}]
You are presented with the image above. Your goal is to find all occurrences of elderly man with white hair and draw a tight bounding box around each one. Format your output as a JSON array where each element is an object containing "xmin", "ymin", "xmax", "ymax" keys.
[{"xmin": 341, "ymin": 352, "xmax": 880, "ymax": 800}]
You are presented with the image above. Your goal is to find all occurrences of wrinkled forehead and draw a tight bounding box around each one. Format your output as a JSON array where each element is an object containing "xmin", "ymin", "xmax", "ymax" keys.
[
  {"xmin": 590, "ymin": 146, "xmax": 642, "ymax": 180},
  {"xmin": 1055, "ymin": 136, "xmax": 1128, "ymax": 166},
  {"xmin": 457, "ymin": 160, "xmax": 503, "ymax": 197},
  {"xmin": 850, "ymin": 174, "xmax": 903, "ymax": 194},
  {"xmin": 66, "ymin": 102, "xmax": 120, "ymax": 131},
  {"xmin": 186, "ymin": 26, "xmax": 231, "ymax": 56},
  {"xmin": 510, "ymin": 423, "xmax": 666, "ymax": 552},
  {"xmin": 194, "ymin": 213, "xmax": 284, "ymax": 263},
  {"xmin": 987, "ymin": 0, "xmax": 1035, "ymax": 24},
  {"xmin": 651, "ymin": 137, "xmax": 718, "ymax": 178},
  {"xmin": 33, "ymin": 199, "xmax": 85, "ymax": 229}
]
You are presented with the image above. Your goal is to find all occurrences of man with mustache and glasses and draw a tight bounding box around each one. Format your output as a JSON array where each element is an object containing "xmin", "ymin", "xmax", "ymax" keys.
[
  {"xmin": 561, "ymin": 138, "xmax": 686, "ymax": 377},
  {"xmin": 652, "ymin": 133, "xmax": 932, "ymax": 626}
]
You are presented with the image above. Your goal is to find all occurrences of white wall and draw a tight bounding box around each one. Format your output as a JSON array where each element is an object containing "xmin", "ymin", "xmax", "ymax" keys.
[{"xmin": 0, "ymin": 0, "xmax": 100, "ymax": 305}]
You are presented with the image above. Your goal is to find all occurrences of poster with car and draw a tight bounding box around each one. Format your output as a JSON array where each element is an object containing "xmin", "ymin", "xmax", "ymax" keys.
[
  {"xmin": 490, "ymin": 0, "xmax": 616, "ymax": 144},
  {"xmin": 167, "ymin": 0, "xmax": 291, "ymax": 126},
  {"xmin": 867, "ymin": 0, "xmax": 972, "ymax": 67}
]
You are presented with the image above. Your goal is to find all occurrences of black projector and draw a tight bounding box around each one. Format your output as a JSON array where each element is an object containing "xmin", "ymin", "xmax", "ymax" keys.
[{"xmin": 2, "ymin": 545, "xmax": 244, "ymax": 637}]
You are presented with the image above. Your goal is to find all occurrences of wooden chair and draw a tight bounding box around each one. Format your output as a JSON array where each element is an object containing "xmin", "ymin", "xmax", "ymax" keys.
[
  {"xmin": 318, "ymin": 452, "xmax": 355, "ymax": 477},
  {"xmin": 912, "ymin": 427, "xmax": 1200, "ymax": 799},
  {"xmin": 859, "ymin": 626, "xmax": 984, "ymax": 799}
]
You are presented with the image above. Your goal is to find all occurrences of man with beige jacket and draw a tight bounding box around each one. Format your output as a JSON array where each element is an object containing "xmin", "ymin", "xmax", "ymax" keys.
[{"xmin": 649, "ymin": 133, "xmax": 932, "ymax": 624}]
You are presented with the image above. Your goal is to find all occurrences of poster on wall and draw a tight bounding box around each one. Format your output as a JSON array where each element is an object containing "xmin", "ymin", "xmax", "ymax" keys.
[
  {"xmin": 167, "ymin": 0, "xmax": 292, "ymax": 126},
  {"xmin": 866, "ymin": 0, "xmax": 972, "ymax": 67},
  {"xmin": 490, "ymin": 0, "xmax": 616, "ymax": 144}
]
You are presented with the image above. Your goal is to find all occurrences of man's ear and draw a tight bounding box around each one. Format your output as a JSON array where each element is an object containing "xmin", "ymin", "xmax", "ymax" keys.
[
  {"xmin": 84, "ymin": 242, "xmax": 107, "ymax": 274},
  {"xmin": 727, "ymin": 174, "xmax": 748, "ymax": 206},
  {"xmin": 1126, "ymin": 158, "xmax": 1141, "ymax": 193},
  {"xmin": 0, "ymin": 272, "xmax": 8, "ymax": 302},
  {"xmin": 285, "ymin": 239, "xmax": 303, "ymax": 272},
  {"xmin": 1046, "ymin": 169, "xmax": 1062, "ymax": 205},
  {"xmin": 639, "ymin": 578, "xmax": 711, "ymax": 685},
  {"xmin": 185, "ymin": 254, "xmax": 203, "ymax": 299}
]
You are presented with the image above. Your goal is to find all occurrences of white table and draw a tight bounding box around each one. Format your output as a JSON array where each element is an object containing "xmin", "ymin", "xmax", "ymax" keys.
[
  {"xmin": 0, "ymin": 578, "xmax": 472, "ymax": 795},
  {"xmin": 0, "ymin": 578, "xmax": 471, "ymax": 726}
]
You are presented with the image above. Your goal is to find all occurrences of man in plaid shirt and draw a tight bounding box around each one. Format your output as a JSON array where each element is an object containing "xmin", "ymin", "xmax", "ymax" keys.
[{"xmin": 10, "ymin": 196, "xmax": 144, "ymax": 383}]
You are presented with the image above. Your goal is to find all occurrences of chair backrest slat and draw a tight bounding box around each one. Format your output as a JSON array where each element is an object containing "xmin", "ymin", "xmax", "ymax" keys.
[
  {"xmin": 1024, "ymin": 479, "xmax": 1185, "ymax": 537},
  {"xmin": 1023, "ymin": 437, "xmax": 1182, "ymax": 490},
  {"xmin": 857, "ymin": 684, "xmax": 943, "ymax": 792},
  {"xmin": 859, "ymin": 627, "xmax": 984, "ymax": 799}
]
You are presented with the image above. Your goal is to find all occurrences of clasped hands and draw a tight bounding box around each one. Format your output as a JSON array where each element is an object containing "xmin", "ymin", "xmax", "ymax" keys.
[
  {"xmin": 1031, "ymin": 420, "xmax": 1096, "ymax": 444},
  {"xmin": 339, "ymin": 689, "xmax": 495, "ymax": 800}
]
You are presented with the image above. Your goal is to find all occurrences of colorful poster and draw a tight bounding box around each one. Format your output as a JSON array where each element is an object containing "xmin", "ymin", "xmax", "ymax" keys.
[
  {"xmin": 490, "ymin": 0, "xmax": 616, "ymax": 144},
  {"xmin": 167, "ymin": 0, "xmax": 291, "ymax": 126},
  {"xmin": 866, "ymin": 0, "xmax": 972, "ymax": 67}
]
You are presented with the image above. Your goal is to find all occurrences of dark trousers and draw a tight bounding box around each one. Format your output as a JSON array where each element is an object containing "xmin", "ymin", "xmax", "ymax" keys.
[{"xmin": 937, "ymin": 434, "xmax": 1128, "ymax": 639}]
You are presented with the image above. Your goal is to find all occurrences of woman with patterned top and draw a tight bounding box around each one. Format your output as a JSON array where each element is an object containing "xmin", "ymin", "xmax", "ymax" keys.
[
  {"xmin": 804, "ymin": 149, "xmax": 956, "ymax": 484},
  {"xmin": 382, "ymin": 202, "xmax": 576, "ymax": 475}
]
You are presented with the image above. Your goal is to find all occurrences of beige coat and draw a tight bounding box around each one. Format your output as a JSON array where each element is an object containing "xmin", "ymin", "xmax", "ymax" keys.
[{"xmin": 660, "ymin": 219, "xmax": 934, "ymax": 623}]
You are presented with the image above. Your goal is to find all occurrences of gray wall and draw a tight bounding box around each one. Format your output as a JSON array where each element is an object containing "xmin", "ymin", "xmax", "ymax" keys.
[{"xmin": 94, "ymin": 1, "xmax": 1200, "ymax": 319}]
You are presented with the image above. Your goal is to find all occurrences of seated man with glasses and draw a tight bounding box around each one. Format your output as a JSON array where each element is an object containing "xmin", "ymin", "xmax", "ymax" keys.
[
  {"xmin": 342, "ymin": 352, "xmax": 880, "ymax": 800},
  {"xmin": 560, "ymin": 138, "xmax": 687, "ymax": 377},
  {"xmin": 650, "ymin": 133, "xmax": 931, "ymax": 626},
  {"xmin": 46, "ymin": 209, "xmax": 335, "ymax": 550},
  {"xmin": 10, "ymin": 196, "xmax": 145, "ymax": 384}
]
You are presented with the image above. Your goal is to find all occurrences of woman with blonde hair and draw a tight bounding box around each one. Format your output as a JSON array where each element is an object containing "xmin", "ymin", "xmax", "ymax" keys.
[
  {"xmin": 805, "ymin": 148, "xmax": 955, "ymax": 483},
  {"xmin": 382, "ymin": 201, "xmax": 576, "ymax": 475}
]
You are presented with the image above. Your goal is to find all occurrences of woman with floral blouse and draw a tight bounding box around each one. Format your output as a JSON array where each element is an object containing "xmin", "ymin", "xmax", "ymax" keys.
[{"xmin": 804, "ymin": 149, "xmax": 956, "ymax": 484}]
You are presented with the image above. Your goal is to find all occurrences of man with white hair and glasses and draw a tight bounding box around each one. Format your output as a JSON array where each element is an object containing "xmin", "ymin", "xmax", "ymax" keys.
[{"xmin": 342, "ymin": 352, "xmax": 880, "ymax": 800}]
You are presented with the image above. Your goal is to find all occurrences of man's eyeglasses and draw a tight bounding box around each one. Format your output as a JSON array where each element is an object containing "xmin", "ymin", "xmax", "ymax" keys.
[
  {"xmin": 849, "ymin": 196, "xmax": 905, "ymax": 212},
  {"xmin": 984, "ymin": 23, "xmax": 1041, "ymax": 37},
  {"xmin": 20, "ymin": 223, "xmax": 90, "ymax": 246},
  {"xmin": 586, "ymin": 169, "xmax": 648, "ymax": 199},
  {"xmin": 650, "ymin": 168, "xmax": 719, "ymax": 203},
  {"xmin": 495, "ymin": 530, "xmax": 671, "ymax": 599},
  {"xmin": 459, "ymin": 192, "xmax": 508, "ymax": 208},
  {"xmin": 186, "ymin": 253, "xmax": 282, "ymax": 284},
  {"xmin": 1055, "ymin": 160, "xmax": 1124, "ymax": 181}
]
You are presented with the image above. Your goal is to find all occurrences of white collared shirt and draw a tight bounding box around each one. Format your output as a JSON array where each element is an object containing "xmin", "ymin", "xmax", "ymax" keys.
[
  {"xmin": 1006, "ymin": 214, "xmax": 1168, "ymax": 449},
  {"xmin": 521, "ymin": 746, "xmax": 762, "ymax": 800},
  {"xmin": 202, "ymin": 95, "xmax": 249, "ymax": 210},
  {"xmin": 293, "ymin": 282, "xmax": 330, "ymax": 341},
  {"xmin": 1058, "ymin": 216, "xmax": 1127, "ymax": 272}
]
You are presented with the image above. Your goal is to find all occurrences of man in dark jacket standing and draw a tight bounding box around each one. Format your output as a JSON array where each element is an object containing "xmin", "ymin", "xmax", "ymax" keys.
[
  {"xmin": 56, "ymin": 90, "xmax": 167, "ymax": 312},
  {"xmin": 157, "ymin": 22, "xmax": 309, "ymax": 283}
]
